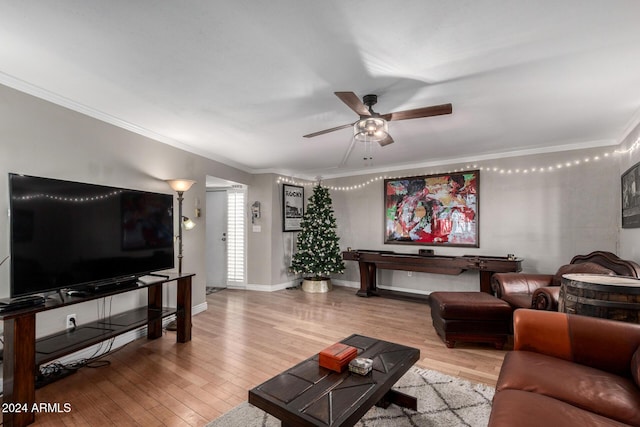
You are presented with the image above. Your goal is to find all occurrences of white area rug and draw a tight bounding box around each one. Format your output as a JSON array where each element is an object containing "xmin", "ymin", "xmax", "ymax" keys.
[{"xmin": 207, "ymin": 366, "xmax": 494, "ymax": 427}]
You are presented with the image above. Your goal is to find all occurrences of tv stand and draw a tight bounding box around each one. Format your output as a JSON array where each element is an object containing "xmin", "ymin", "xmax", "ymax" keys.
[{"xmin": 1, "ymin": 272, "xmax": 194, "ymax": 427}]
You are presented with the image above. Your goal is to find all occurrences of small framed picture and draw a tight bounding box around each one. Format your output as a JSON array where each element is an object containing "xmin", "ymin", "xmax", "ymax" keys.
[
  {"xmin": 622, "ymin": 161, "xmax": 640, "ymax": 228},
  {"xmin": 283, "ymin": 184, "xmax": 304, "ymax": 232}
]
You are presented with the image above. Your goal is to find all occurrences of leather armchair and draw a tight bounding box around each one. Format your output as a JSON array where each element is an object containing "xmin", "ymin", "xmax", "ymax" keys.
[
  {"xmin": 489, "ymin": 309, "xmax": 640, "ymax": 427},
  {"xmin": 491, "ymin": 251, "xmax": 640, "ymax": 310},
  {"xmin": 491, "ymin": 273, "xmax": 554, "ymax": 309}
]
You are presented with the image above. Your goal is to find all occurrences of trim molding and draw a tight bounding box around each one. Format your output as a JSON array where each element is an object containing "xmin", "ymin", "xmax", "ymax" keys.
[
  {"xmin": 53, "ymin": 301, "xmax": 208, "ymax": 365},
  {"xmin": 0, "ymin": 301, "xmax": 209, "ymax": 394},
  {"xmin": 244, "ymin": 280, "xmax": 298, "ymax": 292},
  {"xmin": 0, "ymin": 71, "xmax": 251, "ymax": 173}
]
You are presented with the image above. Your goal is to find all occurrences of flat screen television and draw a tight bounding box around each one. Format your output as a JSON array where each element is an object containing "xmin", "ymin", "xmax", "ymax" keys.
[{"xmin": 9, "ymin": 173, "xmax": 175, "ymax": 298}]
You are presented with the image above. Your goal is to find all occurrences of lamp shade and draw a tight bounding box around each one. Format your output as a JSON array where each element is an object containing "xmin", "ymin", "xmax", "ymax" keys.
[
  {"xmin": 182, "ymin": 216, "xmax": 196, "ymax": 230},
  {"xmin": 166, "ymin": 179, "xmax": 196, "ymax": 193}
]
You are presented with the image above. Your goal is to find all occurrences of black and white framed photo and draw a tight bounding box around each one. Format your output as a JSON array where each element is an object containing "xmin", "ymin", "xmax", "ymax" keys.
[
  {"xmin": 283, "ymin": 184, "xmax": 304, "ymax": 232},
  {"xmin": 622, "ymin": 161, "xmax": 640, "ymax": 228}
]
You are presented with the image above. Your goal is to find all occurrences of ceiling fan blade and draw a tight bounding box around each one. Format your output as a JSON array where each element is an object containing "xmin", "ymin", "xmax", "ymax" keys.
[
  {"xmin": 381, "ymin": 103, "xmax": 453, "ymax": 121},
  {"xmin": 335, "ymin": 92, "xmax": 371, "ymax": 116},
  {"xmin": 303, "ymin": 122, "xmax": 354, "ymax": 138},
  {"xmin": 378, "ymin": 134, "xmax": 394, "ymax": 147}
]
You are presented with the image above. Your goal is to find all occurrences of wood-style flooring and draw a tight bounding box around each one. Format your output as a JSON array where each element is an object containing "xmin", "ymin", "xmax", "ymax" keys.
[{"xmin": 29, "ymin": 286, "xmax": 508, "ymax": 426}]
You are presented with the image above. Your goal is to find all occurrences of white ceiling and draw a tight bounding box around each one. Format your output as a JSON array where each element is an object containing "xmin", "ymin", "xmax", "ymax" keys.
[{"xmin": 2, "ymin": 1, "xmax": 640, "ymax": 179}]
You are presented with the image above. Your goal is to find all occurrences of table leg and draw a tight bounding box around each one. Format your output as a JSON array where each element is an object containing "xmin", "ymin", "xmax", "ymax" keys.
[
  {"xmin": 479, "ymin": 270, "xmax": 494, "ymax": 294},
  {"xmin": 376, "ymin": 389, "xmax": 417, "ymax": 411},
  {"xmin": 176, "ymin": 275, "xmax": 192, "ymax": 343},
  {"xmin": 3, "ymin": 314, "xmax": 37, "ymax": 427},
  {"xmin": 356, "ymin": 262, "xmax": 378, "ymax": 297}
]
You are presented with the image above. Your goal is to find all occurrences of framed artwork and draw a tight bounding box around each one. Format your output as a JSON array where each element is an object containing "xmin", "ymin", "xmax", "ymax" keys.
[
  {"xmin": 622, "ymin": 161, "xmax": 640, "ymax": 228},
  {"xmin": 283, "ymin": 184, "xmax": 304, "ymax": 232},
  {"xmin": 384, "ymin": 171, "xmax": 480, "ymax": 247}
]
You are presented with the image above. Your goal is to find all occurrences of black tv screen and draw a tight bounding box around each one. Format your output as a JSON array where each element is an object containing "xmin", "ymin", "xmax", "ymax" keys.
[{"xmin": 9, "ymin": 174, "xmax": 175, "ymax": 297}]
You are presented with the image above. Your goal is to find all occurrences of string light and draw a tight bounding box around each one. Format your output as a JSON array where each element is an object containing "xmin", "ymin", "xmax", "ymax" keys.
[
  {"xmin": 14, "ymin": 190, "xmax": 124, "ymax": 202},
  {"xmin": 277, "ymin": 146, "xmax": 634, "ymax": 192},
  {"xmin": 615, "ymin": 136, "xmax": 640, "ymax": 154}
]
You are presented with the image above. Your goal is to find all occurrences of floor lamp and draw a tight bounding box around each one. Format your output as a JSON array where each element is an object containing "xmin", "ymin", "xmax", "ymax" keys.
[
  {"xmin": 165, "ymin": 179, "xmax": 196, "ymax": 332},
  {"xmin": 166, "ymin": 179, "xmax": 196, "ymax": 274}
]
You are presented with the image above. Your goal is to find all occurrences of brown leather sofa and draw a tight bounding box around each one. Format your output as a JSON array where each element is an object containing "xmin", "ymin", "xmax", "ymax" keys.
[
  {"xmin": 489, "ymin": 309, "xmax": 640, "ymax": 427},
  {"xmin": 491, "ymin": 251, "xmax": 640, "ymax": 310}
]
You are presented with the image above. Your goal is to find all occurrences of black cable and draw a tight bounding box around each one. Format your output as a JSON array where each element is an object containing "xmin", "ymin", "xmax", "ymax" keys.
[{"xmin": 38, "ymin": 295, "xmax": 122, "ymax": 377}]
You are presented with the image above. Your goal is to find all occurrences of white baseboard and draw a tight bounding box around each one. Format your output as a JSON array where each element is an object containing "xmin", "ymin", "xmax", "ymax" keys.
[
  {"xmin": 330, "ymin": 280, "xmax": 359, "ymax": 289},
  {"xmin": 0, "ymin": 301, "xmax": 208, "ymax": 394},
  {"xmin": 244, "ymin": 280, "xmax": 299, "ymax": 292},
  {"xmin": 330, "ymin": 280, "xmax": 431, "ymax": 296},
  {"xmin": 213, "ymin": 279, "xmax": 431, "ymax": 297}
]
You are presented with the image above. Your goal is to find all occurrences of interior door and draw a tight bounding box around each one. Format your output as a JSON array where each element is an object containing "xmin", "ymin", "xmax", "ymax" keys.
[{"xmin": 206, "ymin": 190, "xmax": 227, "ymax": 287}]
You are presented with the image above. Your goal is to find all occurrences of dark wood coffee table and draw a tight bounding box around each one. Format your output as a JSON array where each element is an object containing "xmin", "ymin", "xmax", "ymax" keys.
[{"xmin": 248, "ymin": 334, "xmax": 420, "ymax": 426}]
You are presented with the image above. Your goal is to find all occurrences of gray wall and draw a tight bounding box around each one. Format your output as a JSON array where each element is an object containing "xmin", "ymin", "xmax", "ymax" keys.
[
  {"xmin": 619, "ymin": 121, "xmax": 640, "ymax": 262},
  {"xmin": 0, "ymin": 83, "xmax": 251, "ymax": 337},
  {"xmin": 325, "ymin": 147, "xmax": 620, "ymax": 294},
  {"xmin": 246, "ymin": 173, "xmax": 302, "ymax": 289},
  {"xmin": 1, "ymin": 80, "xmax": 636, "ymax": 335}
]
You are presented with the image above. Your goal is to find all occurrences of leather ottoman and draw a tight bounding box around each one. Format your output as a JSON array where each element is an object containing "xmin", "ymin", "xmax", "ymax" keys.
[{"xmin": 429, "ymin": 291, "xmax": 513, "ymax": 349}]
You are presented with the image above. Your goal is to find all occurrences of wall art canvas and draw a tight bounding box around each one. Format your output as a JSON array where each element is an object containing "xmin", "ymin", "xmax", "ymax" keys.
[
  {"xmin": 622, "ymin": 161, "xmax": 640, "ymax": 228},
  {"xmin": 384, "ymin": 171, "xmax": 479, "ymax": 247},
  {"xmin": 283, "ymin": 184, "xmax": 304, "ymax": 231}
]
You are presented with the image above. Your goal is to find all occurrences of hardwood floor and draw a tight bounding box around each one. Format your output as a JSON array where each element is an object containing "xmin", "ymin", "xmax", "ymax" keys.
[{"xmin": 30, "ymin": 286, "xmax": 508, "ymax": 426}]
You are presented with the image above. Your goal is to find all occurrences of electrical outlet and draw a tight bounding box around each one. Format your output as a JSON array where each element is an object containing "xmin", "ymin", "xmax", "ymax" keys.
[
  {"xmin": 408, "ymin": 271, "xmax": 413, "ymax": 277},
  {"xmin": 66, "ymin": 314, "xmax": 77, "ymax": 329}
]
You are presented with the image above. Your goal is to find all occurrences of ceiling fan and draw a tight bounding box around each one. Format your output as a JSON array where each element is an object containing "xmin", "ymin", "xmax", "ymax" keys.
[{"xmin": 303, "ymin": 92, "xmax": 453, "ymax": 147}]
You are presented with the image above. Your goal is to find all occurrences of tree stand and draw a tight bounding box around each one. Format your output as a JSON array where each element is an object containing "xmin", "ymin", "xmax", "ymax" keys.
[{"xmin": 302, "ymin": 277, "xmax": 332, "ymax": 293}]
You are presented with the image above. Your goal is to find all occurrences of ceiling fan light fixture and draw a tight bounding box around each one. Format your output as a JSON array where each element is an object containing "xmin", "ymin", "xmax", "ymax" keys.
[{"xmin": 354, "ymin": 117, "xmax": 388, "ymax": 142}]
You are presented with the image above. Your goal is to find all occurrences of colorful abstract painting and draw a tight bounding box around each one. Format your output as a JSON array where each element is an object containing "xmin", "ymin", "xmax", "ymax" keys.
[{"xmin": 384, "ymin": 171, "xmax": 479, "ymax": 247}]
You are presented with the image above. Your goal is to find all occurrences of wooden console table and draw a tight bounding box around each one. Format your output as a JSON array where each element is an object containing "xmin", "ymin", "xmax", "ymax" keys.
[
  {"xmin": 343, "ymin": 250, "xmax": 522, "ymax": 299},
  {"xmin": 1, "ymin": 272, "xmax": 194, "ymax": 427}
]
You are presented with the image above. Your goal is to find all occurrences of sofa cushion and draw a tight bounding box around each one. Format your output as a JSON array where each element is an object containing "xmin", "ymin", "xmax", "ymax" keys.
[
  {"xmin": 496, "ymin": 351, "xmax": 640, "ymax": 426},
  {"xmin": 552, "ymin": 262, "xmax": 615, "ymax": 286},
  {"xmin": 633, "ymin": 346, "xmax": 640, "ymax": 388},
  {"xmin": 489, "ymin": 389, "xmax": 632, "ymax": 427}
]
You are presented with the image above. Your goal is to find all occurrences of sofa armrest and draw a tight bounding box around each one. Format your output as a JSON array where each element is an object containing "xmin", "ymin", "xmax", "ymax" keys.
[
  {"xmin": 491, "ymin": 273, "xmax": 554, "ymax": 298},
  {"xmin": 513, "ymin": 309, "xmax": 640, "ymax": 377},
  {"xmin": 531, "ymin": 286, "xmax": 560, "ymax": 310}
]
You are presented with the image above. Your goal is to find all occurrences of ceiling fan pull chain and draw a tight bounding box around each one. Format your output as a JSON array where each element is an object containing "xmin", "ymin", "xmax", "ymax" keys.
[{"xmin": 363, "ymin": 137, "xmax": 373, "ymax": 166}]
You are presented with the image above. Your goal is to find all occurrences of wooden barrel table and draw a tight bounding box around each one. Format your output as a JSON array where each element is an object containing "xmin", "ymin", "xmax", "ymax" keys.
[{"xmin": 559, "ymin": 274, "xmax": 640, "ymax": 323}]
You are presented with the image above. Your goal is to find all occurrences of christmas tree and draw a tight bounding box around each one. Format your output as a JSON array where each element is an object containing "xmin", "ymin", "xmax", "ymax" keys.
[{"xmin": 290, "ymin": 185, "xmax": 345, "ymax": 279}]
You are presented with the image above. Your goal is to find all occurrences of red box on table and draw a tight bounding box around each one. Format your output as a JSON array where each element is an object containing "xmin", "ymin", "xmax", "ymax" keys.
[{"xmin": 319, "ymin": 343, "xmax": 358, "ymax": 372}]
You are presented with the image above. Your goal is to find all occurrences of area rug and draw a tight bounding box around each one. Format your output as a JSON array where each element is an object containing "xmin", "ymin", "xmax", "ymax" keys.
[{"xmin": 206, "ymin": 367, "xmax": 494, "ymax": 427}]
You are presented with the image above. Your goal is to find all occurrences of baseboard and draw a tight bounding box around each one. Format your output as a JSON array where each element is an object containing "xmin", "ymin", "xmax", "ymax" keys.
[
  {"xmin": 331, "ymin": 280, "xmax": 431, "ymax": 296},
  {"xmin": 239, "ymin": 280, "xmax": 362, "ymax": 292},
  {"xmin": 49, "ymin": 300, "xmax": 208, "ymax": 365},
  {"xmin": 330, "ymin": 280, "xmax": 359, "ymax": 289},
  {"xmin": 220, "ymin": 279, "xmax": 430, "ymax": 296},
  {"xmin": 244, "ymin": 280, "xmax": 298, "ymax": 292},
  {"xmin": 0, "ymin": 301, "xmax": 208, "ymax": 394},
  {"xmin": 376, "ymin": 285, "xmax": 430, "ymax": 296}
]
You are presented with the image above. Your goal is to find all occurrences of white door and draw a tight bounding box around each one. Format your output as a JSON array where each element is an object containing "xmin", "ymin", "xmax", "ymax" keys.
[{"xmin": 206, "ymin": 190, "xmax": 227, "ymax": 287}]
